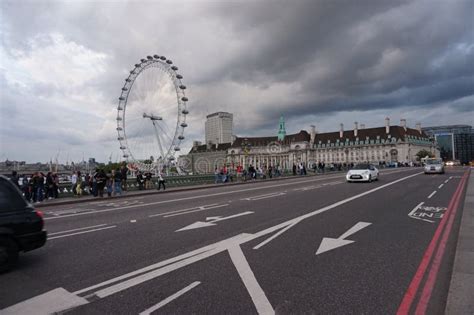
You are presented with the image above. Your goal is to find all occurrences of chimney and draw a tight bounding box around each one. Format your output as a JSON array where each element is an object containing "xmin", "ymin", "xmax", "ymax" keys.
[
  {"xmin": 416, "ymin": 122, "xmax": 422, "ymax": 134},
  {"xmin": 339, "ymin": 123, "xmax": 344, "ymax": 138},
  {"xmin": 360, "ymin": 124, "xmax": 365, "ymax": 129},
  {"xmin": 354, "ymin": 122, "xmax": 358, "ymax": 137},
  {"xmin": 310, "ymin": 125, "xmax": 316, "ymax": 144},
  {"xmin": 385, "ymin": 117, "xmax": 390, "ymax": 134},
  {"xmin": 400, "ymin": 119, "xmax": 407, "ymax": 131}
]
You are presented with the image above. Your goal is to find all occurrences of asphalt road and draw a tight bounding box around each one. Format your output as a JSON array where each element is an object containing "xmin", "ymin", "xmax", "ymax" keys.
[{"xmin": 0, "ymin": 167, "xmax": 469, "ymax": 315}]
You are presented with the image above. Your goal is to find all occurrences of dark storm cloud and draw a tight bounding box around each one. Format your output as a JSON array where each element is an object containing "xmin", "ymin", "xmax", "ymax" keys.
[{"xmin": 1, "ymin": 0, "xmax": 473, "ymax": 162}]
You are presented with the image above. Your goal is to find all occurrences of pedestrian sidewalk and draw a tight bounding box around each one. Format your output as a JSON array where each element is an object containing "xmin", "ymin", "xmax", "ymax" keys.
[
  {"xmin": 445, "ymin": 168, "xmax": 474, "ymax": 314},
  {"xmin": 36, "ymin": 172, "xmax": 335, "ymax": 207}
]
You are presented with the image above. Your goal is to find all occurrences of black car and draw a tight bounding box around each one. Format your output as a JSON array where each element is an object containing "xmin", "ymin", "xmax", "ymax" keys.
[{"xmin": 0, "ymin": 175, "xmax": 47, "ymax": 272}]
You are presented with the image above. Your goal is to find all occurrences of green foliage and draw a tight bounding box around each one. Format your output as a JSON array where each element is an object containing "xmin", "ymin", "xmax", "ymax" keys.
[
  {"xmin": 102, "ymin": 162, "xmax": 125, "ymax": 174},
  {"xmin": 416, "ymin": 149, "xmax": 434, "ymax": 160}
]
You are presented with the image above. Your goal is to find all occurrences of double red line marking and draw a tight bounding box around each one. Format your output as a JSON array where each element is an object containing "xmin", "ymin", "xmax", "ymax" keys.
[{"xmin": 397, "ymin": 170, "xmax": 470, "ymax": 315}]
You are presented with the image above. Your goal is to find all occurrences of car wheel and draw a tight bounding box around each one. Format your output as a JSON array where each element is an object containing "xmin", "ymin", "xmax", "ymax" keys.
[
  {"xmin": 0, "ymin": 237, "xmax": 19, "ymax": 273},
  {"xmin": 368, "ymin": 175, "xmax": 372, "ymax": 183}
]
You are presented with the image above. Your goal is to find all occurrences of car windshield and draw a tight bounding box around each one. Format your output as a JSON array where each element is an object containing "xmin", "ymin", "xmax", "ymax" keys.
[
  {"xmin": 352, "ymin": 164, "xmax": 370, "ymax": 170},
  {"xmin": 426, "ymin": 159, "xmax": 442, "ymax": 165}
]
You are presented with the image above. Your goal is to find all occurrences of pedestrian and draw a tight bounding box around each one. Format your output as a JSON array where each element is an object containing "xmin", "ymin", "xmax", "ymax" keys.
[
  {"xmin": 120, "ymin": 164, "xmax": 128, "ymax": 191},
  {"xmin": 45, "ymin": 172, "xmax": 54, "ymax": 199},
  {"xmin": 76, "ymin": 171, "xmax": 83, "ymax": 196},
  {"xmin": 52, "ymin": 173, "xmax": 59, "ymax": 199},
  {"xmin": 92, "ymin": 169, "xmax": 99, "ymax": 197},
  {"xmin": 145, "ymin": 172, "xmax": 153, "ymax": 189},
  {"xmin": 71, "ymin": 171, "xmax": 77, "ymax": 195},
  {"xmin": 10, "ymin": 171, "xmax": 20, "ymax": 188},
  {"xmin": 214, "ymin": 167, "xmax": 220, "ymax": 183},
  {"xmin": 95, "ymin": 169, "xmax": 106, "ymax": 197},
  {"xmin": 136, "ymin": 171, "xmax": 144, "ymax": 190},
  {"xmin": 292, "ymin": 163, "xmax": 297, "ymax": 175},
  {"xmin": 106, "ymin": 173, "xmax": 113, "ymax": 197},
  {"xmin": 34, "ymin": 172, "xmax": 45, "ymax": 203},
  {"xmin": 113, "ymin": 169, "xmax": 122, "ymax": 196},
  {"xmin": 157, "ymin": 171, "xmax": 166, "ymax": 191},
  {"xmin": 22, "ymin": 176, "xmax": 31, "ymax": 202}
]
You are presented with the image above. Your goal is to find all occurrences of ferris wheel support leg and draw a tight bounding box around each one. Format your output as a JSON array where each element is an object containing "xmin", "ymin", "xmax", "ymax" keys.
[{"xmin": 152, "ymin": 120, "xmax": 165, "ymax": 160}]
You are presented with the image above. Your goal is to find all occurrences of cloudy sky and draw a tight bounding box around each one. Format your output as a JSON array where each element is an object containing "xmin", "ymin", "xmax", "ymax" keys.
[{"xmin": 1, "ymin": 0, "xmax": 473, "ymax": 163}]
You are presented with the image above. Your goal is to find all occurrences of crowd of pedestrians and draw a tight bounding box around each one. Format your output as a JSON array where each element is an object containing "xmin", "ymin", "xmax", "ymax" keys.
[
  {"xmin": 10, "ymin": 170, "xmax": 61, "ymax": 203},
  {"xmin": 71, "ymin": 165, "xmax": 130, "ymax": 198}
]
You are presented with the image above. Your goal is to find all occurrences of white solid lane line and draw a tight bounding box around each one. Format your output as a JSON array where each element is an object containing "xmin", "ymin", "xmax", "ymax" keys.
[
  {"xmin": 438, "ymin": 184, "xmax": 444, "ymax": 189},
  {"xmin": 164, "ymin": 204, "xmax": 229, "ymax": 218},
  {"xmin": 148, "ymin": 204, "xmax": 220, "ymax": 217},
  {"xmin": 228, "ymin": 246, "xmax": 274, "ymax": 314},
  {"xmin": 241, "ymin": 192, "xmax": 286, "ymax": 201},
  {"xmin": 428, "ymin": 191, "xmax": 437, "ymax": 199},
  {"xmin": 48, "ymin": 226, "xmax": 117, "ymax": 240},
  {"xmin": 48, "ymin": 224, "xmax": 108, "ymax": 236},
  {"xmin": 139, "ymin": 281, "xmax": 201, "ymax": 315},
  {"xmin": 253, "ymin": 221, "xmax": 298, "ymax": 250}
]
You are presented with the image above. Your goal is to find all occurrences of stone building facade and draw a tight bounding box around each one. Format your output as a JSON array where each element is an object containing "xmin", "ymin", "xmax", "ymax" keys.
[{"xmin": 181, "ymin": 118, "xmax": 438, "ymax": 173}]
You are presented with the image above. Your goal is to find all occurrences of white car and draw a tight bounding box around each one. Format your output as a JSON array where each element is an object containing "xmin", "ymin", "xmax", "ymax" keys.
[
  {"xmin": 424, "ymin": 159, "xmax": 444, "ymax": 174},
  {"xmin": 346, "ymin": 164, "xmax": 379, "ymax": 182}
]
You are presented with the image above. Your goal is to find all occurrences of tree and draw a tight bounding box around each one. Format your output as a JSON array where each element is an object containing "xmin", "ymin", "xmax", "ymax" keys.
[{"xmin": 416, "ymin": 149, "xmax": 434, "ymax": 161}]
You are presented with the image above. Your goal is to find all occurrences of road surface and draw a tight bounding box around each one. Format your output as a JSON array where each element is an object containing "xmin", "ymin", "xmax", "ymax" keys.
[{"xmin": 1, "ymin": 167, "xmax": 469, "ymax": 314}]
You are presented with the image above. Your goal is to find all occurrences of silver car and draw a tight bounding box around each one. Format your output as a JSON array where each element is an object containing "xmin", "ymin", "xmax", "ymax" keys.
[{"xmin": 424, "ymin": 159, "xmax": 444, "ymax": 174}]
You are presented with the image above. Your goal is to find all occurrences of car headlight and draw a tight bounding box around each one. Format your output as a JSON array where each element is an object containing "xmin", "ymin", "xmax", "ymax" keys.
[{"xmin": 363, "ymin": 171, "xmax": 369, "ymax": 175}]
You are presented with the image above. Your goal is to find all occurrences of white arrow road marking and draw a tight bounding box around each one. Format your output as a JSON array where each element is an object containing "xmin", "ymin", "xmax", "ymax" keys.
[
  {"xmin": 316, "ymin": 222, "xmax": 372, "ymax": 255},
  {"xmin": 176, "ymin": 211, "xmax": 254, "ymax": 232},
  {"xmin": 139, "ymin": 281, "xmax": 201, "ymax": 315}
]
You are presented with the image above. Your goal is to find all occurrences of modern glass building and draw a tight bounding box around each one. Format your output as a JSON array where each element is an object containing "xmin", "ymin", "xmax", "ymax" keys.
[{"xmin": 422, "ymin": 125, "xmax": 474, "ymax": 164}]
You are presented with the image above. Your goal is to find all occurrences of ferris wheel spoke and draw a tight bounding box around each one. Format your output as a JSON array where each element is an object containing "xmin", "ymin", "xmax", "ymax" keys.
[
  {"xmin": 118, "ymin": 55, "xmax": 188, "ymax": 171},
  {"xmin": 155, "ymin": 121, "xmax": 174, "ymax": 145}
]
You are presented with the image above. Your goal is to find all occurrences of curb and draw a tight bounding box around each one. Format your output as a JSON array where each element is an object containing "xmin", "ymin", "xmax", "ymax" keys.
[
  {"xmin": 445, "ymin": 168, "xmax": 474, "ymax": 314},
  {"xmin": 38, "ymin": 172, "xmax": 343, "ymax": 207}
]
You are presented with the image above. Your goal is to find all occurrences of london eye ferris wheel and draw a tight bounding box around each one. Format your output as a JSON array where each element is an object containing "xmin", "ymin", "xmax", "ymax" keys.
[{"xmin": 116, "ymin": 55, "xmax": 189, "ymax": 172}]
